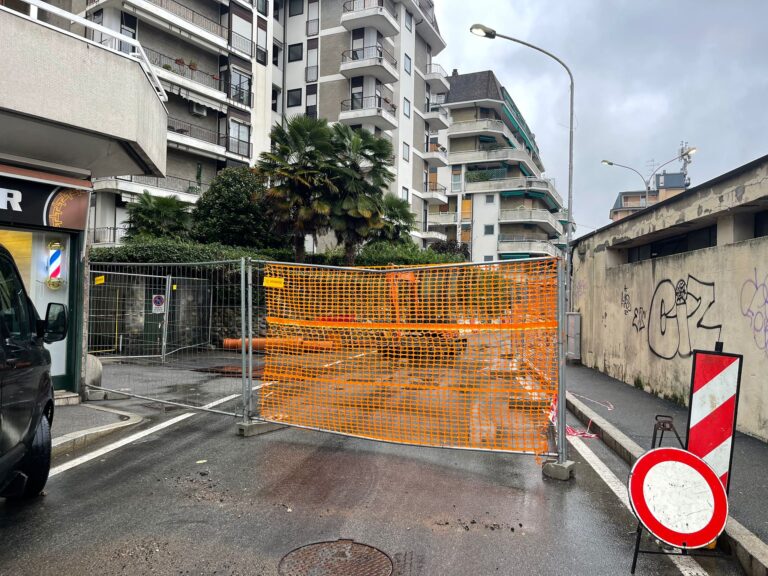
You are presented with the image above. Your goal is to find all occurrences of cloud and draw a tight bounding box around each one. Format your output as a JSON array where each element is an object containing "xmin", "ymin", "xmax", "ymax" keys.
[{"xmin": 434, "ymin": 0, "xmax": 768, "ymax": 234}]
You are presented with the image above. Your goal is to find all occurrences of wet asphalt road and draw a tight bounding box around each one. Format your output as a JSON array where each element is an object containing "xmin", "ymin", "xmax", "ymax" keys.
[{"xmin": 0, "ymin": 406, "xmax": 745, "ymax": 575}]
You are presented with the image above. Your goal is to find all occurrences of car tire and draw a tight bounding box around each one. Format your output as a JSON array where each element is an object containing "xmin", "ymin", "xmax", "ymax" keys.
[{"xmin": 12, "ymin": 415, "xmax": 52, "ymax": 500}]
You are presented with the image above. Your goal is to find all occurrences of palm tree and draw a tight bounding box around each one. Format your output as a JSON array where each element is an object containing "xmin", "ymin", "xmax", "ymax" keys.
[
  {"xmin": 372, "ymin": 194, "xmax": 416, "ymax": 244},
  {"xmin": 257, "ymin": 115, "xmax": 338, "ymax": 262},
  {"xmin": 124, "ymin": 191, "xmax": 191, "ymax": 240},
  {"xmin": 329, "ymin": 124, "xmax": 394, "ymax": 265}
]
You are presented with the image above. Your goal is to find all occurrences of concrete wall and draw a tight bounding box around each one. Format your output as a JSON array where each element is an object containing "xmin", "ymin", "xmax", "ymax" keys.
[{"xmin": 572, "ymin": 159, "xmax": 768, "ymax": 441}]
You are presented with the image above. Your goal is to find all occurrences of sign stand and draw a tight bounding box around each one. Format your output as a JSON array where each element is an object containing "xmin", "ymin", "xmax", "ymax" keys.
[{"xmin": 629, "ymin": 345, "xmax": 742, "ymax": 574}]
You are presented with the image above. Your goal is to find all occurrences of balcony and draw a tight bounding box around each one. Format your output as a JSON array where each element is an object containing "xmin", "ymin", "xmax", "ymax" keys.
[
  {"xmin": 424, "ymin": 63, "xmax": 449, "ymax": 92},
  {"xmin": 422, "ymin": 104, "xmax": 451, "ymax": 130},
  {"xmin": 0, "ymin": 0, "xmax": 166, "ymax": 177},
  {"xmin": 464, "ymin": 175, "xmax": 562, "ymax": 210},
  {"xmin": 422, "ymin": 143, "xmax": 448, "ymax": 168},
  {"xmin": 427, "ymin": 211, "xmax": 458, "ymax": 227},
  {"xmin": 415, "ymin": 0, "xmax": 446, "ymax": 54},
  {"xmin": 92, "ymin": 174, "xmax": 210, "ymax": 202},
  {"xmin": 412, "ymin": 229, "xmax": 447, "ymax": 243},
  {"xmin": 112, "ymin": 0, "xmax": 227, "ymax": 47},
  {"xmin": 340, "ymin": 46, "xmax": 398, "ymax": 84},
  {"xmin": 166, "ymin": 116, "xmax": 225, "ymax": 158},
  {"xmin": 497, "ymin": 237, "xmax": 560, "ymax": 257},
  {"xmin": 498, "ymin": 209, "xmax": 563, "ymax": 236},
  {"xmin": 448, "ymin": 118, "xmax": 522, "ymax": 149},
  {"xmin": 339, "ymin": 96, "xmax": 397, "ymax": 131},
  {"xmin": 420, "ymin": 181, "xmax": 448, "ymax": 204},
  {"xmin": 449, "ymin": 147, "xmax": 540, "ymax": 176},
  {"xmin": 341, "ymin": 0, "xmax": 399, "ymax": 37},
  {"xmin": 88, "ymin": 226, "xmax": 129, "ymax": 245},
  {"xmin": 230, "ymin": 31, "xmax": 254, "ymax": 57}
]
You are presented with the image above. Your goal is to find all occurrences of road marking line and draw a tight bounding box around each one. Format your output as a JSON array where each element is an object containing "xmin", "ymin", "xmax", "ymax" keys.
[
  {"xmin": 568, "ymin": 436, "xmax": 710, "ymax": 576},
  {"xmin": 50, "ymin": 393, "xmax": 241, "ymax": 478}
]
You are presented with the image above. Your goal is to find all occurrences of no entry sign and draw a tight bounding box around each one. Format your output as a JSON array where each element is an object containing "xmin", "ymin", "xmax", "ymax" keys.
[
  {"xmin": 686, "ymin": 351, "xmax": 743, "ymax": 492},
  {"xmin": 628, "ymin": 447, "xmax": 728, "ymax": 549}
]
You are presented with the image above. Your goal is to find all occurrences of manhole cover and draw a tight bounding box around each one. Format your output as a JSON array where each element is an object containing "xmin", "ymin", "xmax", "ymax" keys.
[{"xmin": 278, "ymin": 539, "xmax": 392, "ymax": 576}]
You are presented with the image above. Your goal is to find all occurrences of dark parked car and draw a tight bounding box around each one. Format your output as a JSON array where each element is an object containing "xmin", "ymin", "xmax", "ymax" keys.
[{"xmin": 0, "ymin": 245, "xmax": 67, "ymax": 500}]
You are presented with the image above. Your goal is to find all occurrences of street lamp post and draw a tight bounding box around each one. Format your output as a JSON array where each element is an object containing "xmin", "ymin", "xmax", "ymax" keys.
[
  {"xmin": 471, "ymin": 24, "xmax": 575, "ymax": 475},
  {"xmin": 602, "ymin": 147, "xmax": 697, "ymax": 209}
]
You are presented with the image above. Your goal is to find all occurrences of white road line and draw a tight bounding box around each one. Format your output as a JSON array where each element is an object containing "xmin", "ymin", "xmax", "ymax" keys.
[
  {"xmin": 49, "ymin": 393, "xmax": 241, "ymax": 478},
  {"xmin": 568, "ymin": 437, "xmax": 710, "ymax": 576}
]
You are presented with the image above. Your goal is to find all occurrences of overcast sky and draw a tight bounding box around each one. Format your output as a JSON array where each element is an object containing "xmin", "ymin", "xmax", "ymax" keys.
[{"xmin": 434, "ymin": 0, "xmax": 768, "ymax": 235}]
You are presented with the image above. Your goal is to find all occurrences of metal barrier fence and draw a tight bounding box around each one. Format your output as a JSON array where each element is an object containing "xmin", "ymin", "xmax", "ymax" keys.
[
  {"xmin": 87, "ymin": 260, "xmax": 252, "ymax": 416},
  {"xmin": 85, "ymin": 257, "xmax": 564, "ymax": 457}
]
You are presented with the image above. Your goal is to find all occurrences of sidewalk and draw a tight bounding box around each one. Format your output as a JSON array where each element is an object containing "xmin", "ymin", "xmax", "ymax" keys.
[
  {"xmin": 566, "ymin": 364, "xmax": 768, "ymax": 574},
  {"xmin": 51, "ymin": 404, "xmax": 143, "ymax": 457}
]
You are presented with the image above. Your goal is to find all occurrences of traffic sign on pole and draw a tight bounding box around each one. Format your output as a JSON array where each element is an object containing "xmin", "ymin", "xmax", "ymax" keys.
[
  {"xmin": 686, "ymin": 351, "xmax": 743, "ymax": 492},
  {"xmin": 628, "ymin": 447, "xmax": 728, "ymax": 550}
]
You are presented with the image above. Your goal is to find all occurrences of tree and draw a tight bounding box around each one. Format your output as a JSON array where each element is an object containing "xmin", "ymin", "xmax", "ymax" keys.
[
  {"xmin": 429, "ymin": 239, "xmax": 470, "ymax": 260},
  {"xmin": 124, "ymin": 191, "xmax": 191, "ymax": 240},
  {"xmin": 370, "ymin": 194, "xmax": 416, "ymax": 244},
  {"xmin": 191, "ymin": 167, "xmax": 287, "ymax": 248},
  {"xmin": 257, "ymin": 115, "xmax": 338, "ymax": 262},
  {"xmin": 328, "ymin": 124, "xmax": 394, "ymax": 265}
]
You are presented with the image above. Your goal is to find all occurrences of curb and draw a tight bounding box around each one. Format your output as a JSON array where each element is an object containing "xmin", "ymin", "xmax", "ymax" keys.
[
  {"xmin": 566, "ymin": 391, "xmax": 768, "ymax": 576},
  {"xmin": 52, "ymin": 405, "xmax": 143, "ymax": 458}
]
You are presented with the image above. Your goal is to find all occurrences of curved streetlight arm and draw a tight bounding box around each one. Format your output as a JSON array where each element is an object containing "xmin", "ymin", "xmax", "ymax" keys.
[
  {"xmin": 605, "ymin": 161, "xmax": 650, "ymax": 191},
  {"xmin": 495, "ymin": 33, "xmax": 574, "ymax": 89},
  {"xmin": 648, "ymin": 152, "xmax": 691, "ymax": 184}
]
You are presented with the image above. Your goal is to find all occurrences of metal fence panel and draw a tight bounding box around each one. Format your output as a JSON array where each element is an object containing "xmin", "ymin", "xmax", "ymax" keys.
[
  {"xmin": 254, "ymin": 258, "xmax": 561, "ymax": 456},
  {"xmin": 87, "ymin": 260, "xmax": 248, "ymax": 416}
]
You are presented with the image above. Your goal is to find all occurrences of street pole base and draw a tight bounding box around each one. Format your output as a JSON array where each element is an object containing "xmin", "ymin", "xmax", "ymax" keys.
[
  {"xmin": 542, "ymin": 460, "xmax": 575, "ymax": 481},
  {"xmin": 237, "ymin": 421, "xmax": 286, "ymax": 437}
]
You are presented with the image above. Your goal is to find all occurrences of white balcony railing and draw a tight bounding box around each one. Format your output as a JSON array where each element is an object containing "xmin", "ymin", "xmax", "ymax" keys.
[{"xmin": 498, "ymin": 209, "xmax": 563, "ymax": 235}]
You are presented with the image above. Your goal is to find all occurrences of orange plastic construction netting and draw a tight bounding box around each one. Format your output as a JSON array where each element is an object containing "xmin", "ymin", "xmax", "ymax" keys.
[{"xmin": 258, "ymin": 258, "xmax": 560, "ymax": 455}]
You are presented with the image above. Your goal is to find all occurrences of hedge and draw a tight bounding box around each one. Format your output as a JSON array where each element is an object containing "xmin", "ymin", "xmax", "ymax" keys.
[{"xmin": 89, "ymin": 237, "xmax": 464, "ymax": 266}]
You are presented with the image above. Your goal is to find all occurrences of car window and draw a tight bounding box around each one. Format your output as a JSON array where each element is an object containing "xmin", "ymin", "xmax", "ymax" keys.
[{"xmin": 0, "ymin": 256, "xmax": 30, "ymax": 341}]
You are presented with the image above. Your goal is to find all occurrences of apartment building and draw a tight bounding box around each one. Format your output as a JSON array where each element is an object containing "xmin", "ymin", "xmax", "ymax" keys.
[
  {"xmin": 272, "ymin": 0, "xmax": 451, "ymax": 247},
  {"xmin": 82, "ymin": 0, "xmax": 269, "ymax": 243},
  {"xmin": 609, "ymin": 171, "xmax": 689, "ymax": 221},
  {"xmin": 433, "ymin": 70, "xmax": 565, "ymax": 262}
]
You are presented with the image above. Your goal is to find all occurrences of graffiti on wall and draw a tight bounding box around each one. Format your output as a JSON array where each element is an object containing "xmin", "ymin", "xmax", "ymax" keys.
[
  {"xmin": 632, "ymin": 307, "xmax": 646, "ymax": 332},
  {"xmin": 646, "ymin": 275, "xmax": 722, "ymax": 359},
  {"xmin": 621, "ymin": 286, "xmax": 631, "ymax": 315},
  {"xmin": 740, "ymin": 268, "xmax": 768, "ymax": 357}
]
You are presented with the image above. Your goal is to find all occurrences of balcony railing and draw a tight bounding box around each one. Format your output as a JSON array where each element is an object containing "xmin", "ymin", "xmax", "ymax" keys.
[
  {"xmin": 220, "ymin": 136, "xmax": 252, "ymax": 157},
  {"xmin": 418, "ymin": 0, "xmax": 438, "ymax": 28},
  {"xmin": 342, "ymin": 0, "xmax": 397, "ymax": 19},
  {"xmin": 88, "ymin": 226, "xmax": 129, "ymax": 245},
  {"xmin": 305, "ymin": 65, "xmax": 318, "ymax": 82},
  {"xmin": 102, "ymin": 174, "xmax": 211, "ymax": 194},
  {"xmin": 426, "ymin": 63, "xmax": 446, "ymax": 77},
  {"xmin": 341, "ymin": 45, "xmax": 397, "ymax": 66},
  {"xmin": 424, "ymin": 181, "xmax": 447, "ymax": 194},
  {"xmin": 427, "ymin": 212, "xmax": 457, "ymax": 225},
  {"xmin": 223, "ymin": 81, "xmax": 253, "ymax": 107},
  {"xmin": 167, "ymin": 116, "xmax": 218, "ymax": 145},
  {"xmin": 341, "ymin": 95, "xmax": 396, "ymax": 115},
  {"xmin": 426, "ymin": 104, "xmax": 449, "ymax": 119},
  {"xmin": 230, "ymin": 31, "xmax": 255, "ymax": 56},
  {"xmin": 306, "ymin": 18, "xmax": 319, "ymax": 36},
  {"xmin": 426, "ymin": 143, "xmax": 447, "ymax": 158},
  {"xmin": 499, "ymin": 209, "xmax": 563, "ymax": 229},
  {"xmin": 143, "ymin": 0, "xmax": 225, "ymax": 38},
  {"xmin": 466, "ymin": 168, "xmax": 507, "ymax": 183},
  {"xmin": 143, "ymin": 47, "xmax": 220, "ymax": 90}
]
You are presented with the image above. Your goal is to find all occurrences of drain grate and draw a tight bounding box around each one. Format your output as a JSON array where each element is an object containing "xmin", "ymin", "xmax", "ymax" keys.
[{"xmin": 278, "ymin": 539, "xmax": 393, "ymax": 576}]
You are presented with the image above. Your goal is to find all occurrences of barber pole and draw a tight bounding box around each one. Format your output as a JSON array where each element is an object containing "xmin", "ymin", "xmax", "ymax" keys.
[
  {"xmin": 686, "ymin": 351, "xmax": 743, "ymax": 492},
  {"xmin": 46, "ymin": 241, "xmax": 63, "ymax": 289}
]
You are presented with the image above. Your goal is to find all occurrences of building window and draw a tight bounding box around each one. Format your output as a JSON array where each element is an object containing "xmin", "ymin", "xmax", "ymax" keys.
[
  {"xmin": 255, "ymin": 18, "xmax": 268, "ymax": 65},
  {"xmin": 451, "ymin": 169, "xmax": 461, "ymax": 193},
  {"xmin": 272, "ymin": 43, "xmax": 282, "ymax": 67},
  {"xmin": 306, "ymin": 83, "xmax": 317, "ymax": 118},
  {"xmin": 402, "ymin": 187, "xmax": 409, "ymax": 201},
  {"xmin": 227, "ymin": 119, "xmax": 251, "ymax": 157},
  {"xmin": 229, "ymin": 68, "xmax": 252, "ymax": 106},
  {"xmin": 485, "ymin": 195, "xmax": 494, "ymax": 204},
  {"xmin": 755, "ymin": 210, "xmax": 768, "ymax": 238},
  {"xmin": 289, "ymin": 0, "xmax": 303, "ymax": 17},
  {"xmin": 404, "ymin": 54, "xmax": 411, "ymax": 75},
  {"xmin": 402, "ymin": 142, "xmax": 410, "ymax": 161},
  {"xmin": 306, "ymin": 38, "xmax": 318, "ymax": 82},
  {"xmin": 484, "ymin": 255, "xmax": 493, "ymax": 262},
  {"xmin": 287, "ymin": 88, "xmax": 302, "ymax": 107},
  {"xmin": 271, "ymin": 88, "xmax": 280, "ymax": 113},
  {"xmin": 484, "ymin": 224, "xmax": 494, "ymax": 235},
  {"xmin": 273, "ymin": 0, "xmax": 281, "ymax": 21},
  {"xmin": 288, "ymin": 43, "xmax": 303, "ymax": 62},
  {"xmin": 119, "ymin": 12, "xmax": 137, "ymax": 54},
  {"xmin": 405, "ymin": 10, "xmax": 412, "ymax": 31},
  {"xmin": 350, "ymin": 76, "xmax": 363, "ymax": 109},
  {"xmin": 257, "ymin": 0, "xmax": 268, "ymax": 16},
  {"xmin": 403, "ymin": 98, "xmax": 410, "ymax": 118}
]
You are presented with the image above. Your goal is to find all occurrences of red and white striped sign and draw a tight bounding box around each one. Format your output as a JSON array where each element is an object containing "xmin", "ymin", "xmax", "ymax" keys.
[{"xmin": 686, "ymin": 351, "xmax": 743, "ymax": 492}]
